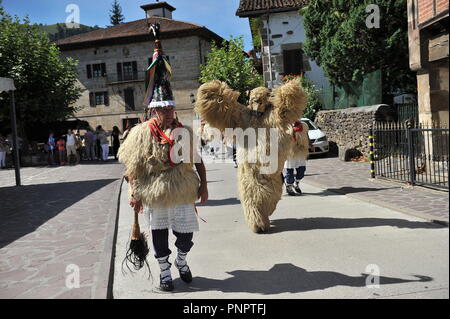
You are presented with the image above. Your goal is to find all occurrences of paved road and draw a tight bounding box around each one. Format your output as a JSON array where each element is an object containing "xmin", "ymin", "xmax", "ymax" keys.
[
  {"xmin": 113, "ymin": 161, "xmax": 449, "ymax": 299},
  {"xmin": 0, "ymin": 162, "xmax": 123, "ymax": 299}
]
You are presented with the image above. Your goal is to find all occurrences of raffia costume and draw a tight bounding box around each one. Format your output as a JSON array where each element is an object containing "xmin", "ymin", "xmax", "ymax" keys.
[
  {"xmin": 195, "ymin": 80, "xmax": 307, "ymax": 233},
  {"xmin": 118, "ymin": 23, "xmax": 202, "ymax": 291},
  {"xmin": 284, "ymin": 121, "xmax": 310, "ymax": 195}
]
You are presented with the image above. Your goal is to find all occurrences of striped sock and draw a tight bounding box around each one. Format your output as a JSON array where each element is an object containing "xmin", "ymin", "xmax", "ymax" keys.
[
  {"xmin": 175, "ymin": 250, "xmax": 189, "ymax": 274},
  {"xmin": 157, "ymin": 256, "xmax": 172, "ymax": 283}
]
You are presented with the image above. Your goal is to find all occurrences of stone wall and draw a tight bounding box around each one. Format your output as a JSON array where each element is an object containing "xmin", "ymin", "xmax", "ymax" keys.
[{"xmin": 315, "ymin": 105, "xmax": 396, "ymax": 160}]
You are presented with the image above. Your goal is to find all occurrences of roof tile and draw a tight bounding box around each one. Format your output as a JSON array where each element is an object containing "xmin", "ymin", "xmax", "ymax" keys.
[
  {"xmin": 236, "ymin": 0, "xmax": 308, "ymax": 17},
  {"xmin": 56, "ymin": 16, "xmax": 212, "ymax": 48}
]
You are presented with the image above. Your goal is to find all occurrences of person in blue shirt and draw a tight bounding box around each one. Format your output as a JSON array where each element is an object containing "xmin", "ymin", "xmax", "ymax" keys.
[{"xmin": 47, "ymin": 131, "xmax": 56, "ymax": 165}]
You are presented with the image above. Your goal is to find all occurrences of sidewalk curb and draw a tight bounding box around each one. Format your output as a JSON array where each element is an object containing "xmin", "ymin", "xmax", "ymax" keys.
[
  {"xmin": 302, "ymin": 180, "xmax": 449, "ymax": 227},
  {"xmin": 92, "ymin": 176, "xmax": 124, "ymax": 299}
]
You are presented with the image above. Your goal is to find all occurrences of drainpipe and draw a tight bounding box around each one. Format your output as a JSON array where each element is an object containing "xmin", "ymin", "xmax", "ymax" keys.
[{"xmin": 265, "ymin": 11, "xmax": 273, "ymax": 89}]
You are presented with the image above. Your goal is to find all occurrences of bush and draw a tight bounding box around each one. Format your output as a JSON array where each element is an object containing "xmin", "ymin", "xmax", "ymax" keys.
[{"xmin": 281, "ymin": 74, "xmax": 323, "ymax": 121}]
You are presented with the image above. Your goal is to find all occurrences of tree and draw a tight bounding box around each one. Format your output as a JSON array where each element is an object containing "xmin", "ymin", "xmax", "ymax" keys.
[
  {"xmin": 110, "ymin": 0, "xmax": 125, "ymax": 26},
  {"xmin": 281, "ymin": 74, "xmax": 323, "ymax": 121},
  {"xmin": 301, "ymin": 0, "xmax": 416, "ymax": 103},
  {"xmin": 0, "ymin": 10, "xmax": 82, "ymax": 140},
  {"xmin": 200, "ymin": 36, "xmax": 263, "ymax": 104}
]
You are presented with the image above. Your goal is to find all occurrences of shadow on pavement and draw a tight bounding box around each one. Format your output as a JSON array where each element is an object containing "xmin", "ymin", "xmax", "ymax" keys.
[
  {"xmin": 268, "ymin": 217, "xmax": 445, "ymax": 233},
  {"xmin": 173, "ymin": 263, "xmax": 432, "ymax": 295},
  {"xmin": 197, "ymin": 198, "xmax": 241, "ymax": 207},
  {"xmin": 0, "ymin": 178, "xmax": 118, "ymax": 248},
  {"xmin": 297, "ymin": 186, "xmax": 397, "ymax": 197}
]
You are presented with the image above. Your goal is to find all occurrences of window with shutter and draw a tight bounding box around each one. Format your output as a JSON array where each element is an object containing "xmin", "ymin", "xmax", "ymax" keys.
[
  {"xmin": 94, "ymin": 92, "xmax": 104, "ymax": 105},
  {"xmin": 117, "ymin": 63, "xmax": 123, "ymax": 82},
  {"xmin": 132, "ymin": 61, "xmax": 138, "ymax": 80},
  {"xmin": 123, "ymin": 62, "xmax": 133, "ymax": 81},
  {"xmin": 87, "ymin": 65, "xmax": 92, "ymax": 79},
  {"xmin": 92, "ymin": 64, "xmax": 103, "ymax": 78},
  {"xmin": 104, "ymin": 91, "xmax": 109, "ymax": 106},
  {"xmin": 124, "ymin": 88, "xmax": 135, "ymax": 111},
  {"xmin": 101, "ymin": 63, "xmax": 106, "ymax": 77}
]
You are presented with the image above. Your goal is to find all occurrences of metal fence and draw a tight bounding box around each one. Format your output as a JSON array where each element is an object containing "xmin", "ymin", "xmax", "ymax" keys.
[
  {"xmin": 393, "ymin": 103, "xmax": 419, "ymax": 124},
  {"xmin": 373, "ymin": 122, "xmax": 449, "ymax": 190}
]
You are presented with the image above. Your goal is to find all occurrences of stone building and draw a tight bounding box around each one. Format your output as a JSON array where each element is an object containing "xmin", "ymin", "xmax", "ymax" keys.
[
  {"xmin": 407, "ymin": 0, "xmax": 449, "ymax": 125},
  {"xmin": 56, "ymin": 2, "xmax": 222, "ymax": 132},
  {"xmin": 236, "ymin": 0, "xmax": 329, "ymax": 91}
]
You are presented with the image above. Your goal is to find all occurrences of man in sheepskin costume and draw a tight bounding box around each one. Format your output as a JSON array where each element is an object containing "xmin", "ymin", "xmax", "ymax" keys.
[
  {"xmin": 118, "ymin": 23, "xmax": 208, "ymax": 292},
  {"xmin": 195, "ymin": 80, "xmax": 307, "ymax": 233},
  {"xmin": 284, "ymin": 120, "xmax": 310, "ymax": 196}
]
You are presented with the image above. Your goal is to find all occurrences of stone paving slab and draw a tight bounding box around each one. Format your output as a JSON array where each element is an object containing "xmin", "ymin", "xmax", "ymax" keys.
[
  {"xmin": 0, "ymin": 162, "xmax": 123, "ymax": 299},
  {"xmin": 186, "ymin": 150, "xmax": 448, "ymax": 224},
  {"xmin": 113, "ymin": 162, "xmax": 449, "ymax": 299},
  {"xmin": 301, "ymin": 157, "xmax": 449, "ymax": 225}
]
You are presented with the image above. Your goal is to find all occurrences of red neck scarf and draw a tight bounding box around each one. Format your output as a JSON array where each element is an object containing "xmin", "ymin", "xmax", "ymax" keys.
[
  {"xmin": 292, "ymin": 121, "xmax": 303, "ymax": 142},
  {"xmin": 148, "ymin": 118, "xmax": 184, "ymax": 167}
]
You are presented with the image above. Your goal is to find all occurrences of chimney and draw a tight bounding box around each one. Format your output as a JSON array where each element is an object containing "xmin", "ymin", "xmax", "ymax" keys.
[{"xmin": 140, "ymin": 1, "xmax": 176, "ymax": 19}]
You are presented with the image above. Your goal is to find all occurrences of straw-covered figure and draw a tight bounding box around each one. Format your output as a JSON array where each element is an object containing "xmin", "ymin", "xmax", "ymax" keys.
[
  {"xmin": 118, "ymin": 23, "xmax": 208, "ymax": 292},
  {"xmin": 195, "ymin": 80, "xmax": 307, "ymax": 233}
]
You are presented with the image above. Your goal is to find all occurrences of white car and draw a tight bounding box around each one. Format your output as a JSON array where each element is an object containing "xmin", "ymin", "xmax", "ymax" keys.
[{"xmin": 301, "ymin": 118, "xmax": 329, "ymax": 156}]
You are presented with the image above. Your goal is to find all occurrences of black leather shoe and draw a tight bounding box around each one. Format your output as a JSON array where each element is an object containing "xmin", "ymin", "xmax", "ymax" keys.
[
  {"xmin": 294, "ymin": 183, "xmax": 302, "ymax": 195},
  {"xmin": 286, "ymin": 184, "xmax": 297, "ymax": 196},
  {"xmin": 175, "ymin": 260, "xmax": 193, "ymax": 283},
  {"xmin": 159, "ymin": 278, "xmax": 174, "ymax": 292}
]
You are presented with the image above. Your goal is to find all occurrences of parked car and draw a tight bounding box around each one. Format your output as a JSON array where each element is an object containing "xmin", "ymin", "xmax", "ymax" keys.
[{"xmin": 301, "ymin": 118, "xmax": 329, "ymax": 156}]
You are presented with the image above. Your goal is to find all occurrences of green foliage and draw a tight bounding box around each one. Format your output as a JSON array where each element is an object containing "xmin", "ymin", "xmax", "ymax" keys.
[
  {"xmin": 281, "ymin": 74, "xmax": 323, "ymax": 121},
  {"xmin": 0, "ymin": 10, "xmax": 83, "ymax": 134},
  {"xmin": 200, "ymin": 36, "xmax": 263, "ymax": 104},
  {"xmin": 37, "ymin": 23, "xmax": 101, "ymax": 42},
  {"xmin": 249, "ymin": 17, "xmax": 263, "ymax": 49},
  {"xmin": 301, "ymin": 0, "xmax": 416, "ymax": 100},
  {"xmin": 110, "ymin": 0, "xmax": 125, "ymax": 26}
]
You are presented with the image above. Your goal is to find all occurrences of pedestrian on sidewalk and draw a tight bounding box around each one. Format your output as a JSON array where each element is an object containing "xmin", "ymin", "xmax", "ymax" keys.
[
  {"xmin": 119, "ymin": 25, "xmax": 208, "ymax": 292},
  {"xmin": 47, "ymin": 131, "xmax": 56, "ymax": 166},
  {"xmin": 84, "ymin": 128, "xmax": 95, "ymax": 161},
  {"xmin": 94, "ymin": 127, "xmax": 102, "ymax": 161},
  {"xmin": 111, "ymin": 126, "xmax": 122, "ymax": 160},
  {"xmin": 75, "ymin": 130, "xmax": 83, "ymax": 163},
  {"xmin": 56, "ymin": 137, "xmax": 66, "ymax": 166},
  {"xmin": 0, "ymin": 134, "xmax": 8, "ymax": 169},
  {"xmin": 284, "ymin": 120, "xmax": 309, "ymax": 196},
  {"xmin": 65, "ymin": 129, "xmax": 80, "ymax": 165},
  {"xmin": 96, "ymin": 125, "xmax": 110, "ymax": 161}
]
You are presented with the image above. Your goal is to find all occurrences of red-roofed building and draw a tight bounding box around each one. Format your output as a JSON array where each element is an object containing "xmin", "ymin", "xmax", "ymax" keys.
[
  {"xmin": 236, "ymin": 0, "xmax": 330, "ymax": 97},
  {"xmin": 56, "ymin": 2, "xmax": 222, "ymax": 132}
]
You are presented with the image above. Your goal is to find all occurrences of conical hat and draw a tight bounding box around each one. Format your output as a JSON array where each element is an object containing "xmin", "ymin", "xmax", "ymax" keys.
[{"xmin": 143, "ymin": 23, "xmax": 175, "ymax": 108}]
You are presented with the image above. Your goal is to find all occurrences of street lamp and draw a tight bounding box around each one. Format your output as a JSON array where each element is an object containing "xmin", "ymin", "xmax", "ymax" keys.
[{"xmin": 0, "ymin": 77, "xmax": 21, "ymax": 186}]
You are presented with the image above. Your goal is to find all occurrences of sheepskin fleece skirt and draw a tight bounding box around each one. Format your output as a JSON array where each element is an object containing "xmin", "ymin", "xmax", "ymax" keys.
[
  {"xmin": 144, "ymin": 204, "xmax": 199, "ymax": 233},
  {"xmin": 284, "ymin": 158, "xmax": 307, "ymax": 169},
  {"xmin": 132, "ymin": 164, "xmax": 200, "ymax": 208}
]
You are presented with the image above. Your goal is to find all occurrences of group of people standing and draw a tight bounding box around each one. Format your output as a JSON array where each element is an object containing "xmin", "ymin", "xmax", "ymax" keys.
[
  {"xmin": 47, "ymin": 125, "xmax": 122, "ymax": 166},
  {"xmin": 0, "ymin": 133, "xmax": 23, "ymax": 169}
]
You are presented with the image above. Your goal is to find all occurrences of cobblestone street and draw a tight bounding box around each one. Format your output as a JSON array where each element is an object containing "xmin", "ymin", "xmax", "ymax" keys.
[
  {"xmin": 0, "ymin": 155, "xmax": 448, "ymax": 299},
  {"xmin": 302, "ymin": 156, "xmax": 449, "ymax": 224},
  {"xmin": 0, "ymin": 163, "xmax": 123, "ymax": 298}
]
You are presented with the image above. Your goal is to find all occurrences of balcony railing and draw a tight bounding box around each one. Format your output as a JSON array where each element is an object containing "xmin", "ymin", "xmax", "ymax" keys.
[{"xmin": 105, "ymin": 72, "xmax": 146, "ymax": 85}]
